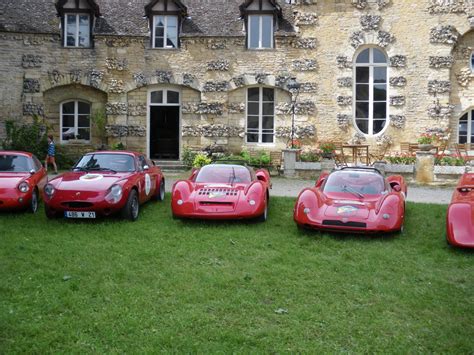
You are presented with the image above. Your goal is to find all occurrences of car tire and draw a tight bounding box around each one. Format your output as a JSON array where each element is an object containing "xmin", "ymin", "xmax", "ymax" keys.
[
  {"xmin": 45, "ymin": 205, "xmax": 57, "ymax": 219},
  {"xmin": 156, "ymin": 179, "xmax": 165, "ymax": 201},
  {"xmin": 29, "ymin": 189, "xmax": 39, "ymax": 213},
  {"xmin": 256, "ymin": 202, "xmax": 268, "ymax": 223},
  {"xmin": 122, "ymin": 189, "xmax": 139, "ymax": 221}
]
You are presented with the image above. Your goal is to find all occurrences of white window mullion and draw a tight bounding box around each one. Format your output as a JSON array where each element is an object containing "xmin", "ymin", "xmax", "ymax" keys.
[
  {"xmin": 75, "ymin": 14, "xmax": 80, "ymax": 47},
  {"xmin": 368, "ymin": 66, "xmax": 374, "ymax": 135},
  {"xmin": 470, "ymin": 111, "xmax": 473, "ymax": 143},
  {"xmin": 259, "ymin": 16, "xmax": 263, "ymax": 49},
  {"xmin": 74, "ymin": 101, "xmax": 79, "ymax": 137},
  {"xmin": 259, "ymin": 87, "xmax": 263, "ymax": 143}
]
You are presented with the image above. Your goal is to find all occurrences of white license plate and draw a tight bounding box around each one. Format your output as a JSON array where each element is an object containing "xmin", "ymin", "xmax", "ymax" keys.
[{"xmin": 65, "ymin": 211, "xmax": 96, "ymax": 219}]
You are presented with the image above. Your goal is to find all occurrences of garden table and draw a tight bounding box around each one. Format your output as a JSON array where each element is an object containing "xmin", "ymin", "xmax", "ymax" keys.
[{"xmin": 342, "ymin": 144, "xmax": 370, "ymax": 165}]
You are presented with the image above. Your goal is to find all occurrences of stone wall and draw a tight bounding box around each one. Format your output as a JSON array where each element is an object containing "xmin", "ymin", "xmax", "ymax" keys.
[{"xmin": 1, "ymin": 0, "xmax": 473, "ymax": 157}]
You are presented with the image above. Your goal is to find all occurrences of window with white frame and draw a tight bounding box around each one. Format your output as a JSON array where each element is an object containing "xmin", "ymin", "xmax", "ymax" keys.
[
  {"xmin": 248, "ymin": 15, "xmax": 273, "ymax": 49},
  {"xmin": 61, "ymin": 101, "xmax": 91, "ymax": 142},
  {"xmin": 64, "ymin": 13, "xmax": 90, "ymax": 47},
  {"xmin": 153, "ymin": 15, "xmax": 178, "ymax": 48},
  {"xmin": 247, "ymin": 87, "xmax": 274, "ymax": 143},
  {"xmin": 354, "ymin": 47, "xmax": 388, "ymax": 136},
  {"xmin": 150, "ymin": 89, "xmax": 180, "ymax": 104},
  {"xmin": 458, "ymin": 110, "xmax": 474, "ymax": 144}
]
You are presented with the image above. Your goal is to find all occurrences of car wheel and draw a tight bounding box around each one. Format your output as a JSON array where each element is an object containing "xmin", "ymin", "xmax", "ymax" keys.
[
  {"xmin": 156, "ymin": 179, "xmax": 165, "ymax": 201},
  {"xmin": 29, "ymin": 189, "xmax": 39, "ymax": 213},
  {"xmin": 256, "ymin": 202, "xmax": 268, "ymax": 223},
  {"xmin": 45, "ymin": 206, "xmax": 57, "ymax": 219},
  {"xmin": 122, "ymin": 189, "xmax": 139, "ymax": 221}
]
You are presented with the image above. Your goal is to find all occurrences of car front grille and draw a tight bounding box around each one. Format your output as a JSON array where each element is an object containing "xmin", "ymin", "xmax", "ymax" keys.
[
  {"xmin": 61, "ymin": 202, "xmax": 94, "ymax": 208},
  {"xmin": 322, "ymin": 220, "xmax": 367, "ymax": 228},
  {"xmin": 198, "ymin": 188, "xmax": 238, "ymax": 196}
]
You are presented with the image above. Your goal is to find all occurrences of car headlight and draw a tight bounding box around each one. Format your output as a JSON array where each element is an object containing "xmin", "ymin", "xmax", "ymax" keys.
[
  {"xmin": 303, "ymin": 207, "xmax": 311, "ymax": 214},
  {"xmin": 249, "ymin": 199, "xmax": 256, "ymax": 206},
  {"xmin": 177, "ymin": 199, "xmax": 183, "ymax": 205},
  {"xmin": 18, "ymin": 182, "xmax": 30, "ymax": 193},
  {"xmin": 105, "ymin": 184, "xmax": 123, "ymax": 204},
  {"xmin": 44, "ymin": 183, "xmax": 55, "ymax": 198}
]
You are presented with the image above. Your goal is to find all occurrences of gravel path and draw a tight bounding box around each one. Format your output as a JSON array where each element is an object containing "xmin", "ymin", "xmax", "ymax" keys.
[{"xmin": 164, "ymin": 173, "xmax": 454, "ymax": 205}]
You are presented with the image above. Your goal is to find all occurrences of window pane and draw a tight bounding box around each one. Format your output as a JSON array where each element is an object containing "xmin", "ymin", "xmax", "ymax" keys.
[
  {"xmin": 77, "ymin": 128, "xmax": 90, "ymax": 140},
  {"xmin": 167, "ymin": 16, "xmax": 177, "ymax": 27},
  {"xmin": 62, "ymin": 115, "xmax": 74, "ymax": 127},
  {"xmin": 155, "ymin": 16, "xmax": 164, "ymax": 27},
  {"xmin": 66, "ymin": 15, "xmax": 76, "ymax": 46},
  {"xmin": 356, "ymin": 49, "xmax": 369, "ymax": 63},
  {"xmin": 356, "ymin": 67, "xmax": 369, "ymax": 83},
  {"xmin": 247, "ymin": 116, "xmax": 259, "ymax": 129},
  {"xmin": 151, "ymin": 91, "xmax": 163, "ymax": 103},
  {"xmin": 249, "ymin": 16, "xmax": 260, "ymax": 48},
  {"xmin": 78, "ymin": 115, "xmax": 90, "ymax": 127},
  {"xmin": 67, "ymin": 14, "xmax": 76, "ymax": 25},
  {"xmin": 459, "ymin": 135, "xmax": 467, "ymax": 144},
  {"xmin": 261, "ymin": 16, "xmax": 273, "ymax": 48},
  {"xmin": 166, "ymin": 25, "xmax": 178, "ymax": 48},
  {"xmin": 356, "ymin": 84, "xmax": 369, "ymax": 101},
  {"xmin": 248, "ymin": 102, "xmax": 259, "ymax": 115},
  {"xmin": 63, "ymin": 102, "xmax": 75, "ymax": 114},
  {"xmin": 374, "ymin": 67, "xmax": 387, "ymax": 83},
  {"xmin": 356, "ymin": 102, "xmax": 369, "ymax": 118},
  {"xmin": 262, "ymin": 88, "xmax": 274, "ymax": 102},
  {"xmin": 167, "ymin": 91, "xmax": 179, "ymax": 103},
  {"xmin": 248, "ymin": 88, "xmax": 260, "ymax": 101},
  {"xmin": 247, "ymin": 133, "xmax": 258, "ymax": 143},
  {"xmin": 373, "ymin": 84, "xmax": 387, "ymax": 101},
  {"xmin": 78, "ymin": 102, "xmax": 90, "ymax": 114},
  {"xmin": 62, "ymin": 127, "xmax": 75, "ymax": 140},
  {"xmin": 373, "ymin": 103, "xmax": 386, "ymax": 118},
  {"xmin": 67, "ymin": 36, "xmax": 76, "ymax": 46},
  {"xmin": 155, "ymin": 27, "xmax": 164, "ymax": 37},
  {"xmin": 373, "ymin": 120, "xmax": 386, "ymax": 134},
  {"xmin": 155, "ymin": 37, "xmax": 164, "ymax": 48},
  {"xmin": 262, "ymin": 133, "xmax": 274, "ymax": 143},
  {"xmin": 373, "ymin": 48, "xmax": 386, "ymax": 63},
  {"xmin": 459, "ymin": 122, "xmax": 467, "ymax": 135},
  {"xmin": 356, "ymin": 119, "xmax": 368, "ymax": 134},
  {"xmin": 471, "ymin": 53, "xmax": 474, "ymax": 70},
  {"xmin": 262, "ymin": 116, "xmax": 274, "ymax": 129},
  {"xmin": 262, "ymin": 103, "xmax": 274, "ymax": 115},
  {"xmin": 78, "ymin": 15, "xmax": 89, "ymax": 47}
]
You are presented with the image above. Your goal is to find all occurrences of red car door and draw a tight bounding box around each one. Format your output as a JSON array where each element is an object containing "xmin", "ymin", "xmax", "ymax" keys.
[{"xmin": 137, "ymin": 155, "xmax": 155, "ymax": 203}]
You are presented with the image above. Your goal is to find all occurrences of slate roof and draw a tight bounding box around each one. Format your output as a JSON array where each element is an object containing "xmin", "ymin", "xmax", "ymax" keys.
[{"xmin": 0, "ymin": 0, "xmax": 296, "ymax": 37}]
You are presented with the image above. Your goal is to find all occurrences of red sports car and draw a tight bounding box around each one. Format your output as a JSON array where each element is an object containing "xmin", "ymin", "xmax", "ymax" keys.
[
  {"xmin": 43, "ymin": 151, "xmax": 165, "ymax": 221},
  {"xmin": 446, "ymin": 172, "xmax": 474, "ymax": 248},
  {"xmin": 294, "ymin": 167, "xmax": 407, "ymax": 234},
  {"xmin": 0, "ymin": 151, "xmax": 47, "ymax": 213},
  {"xmin": 171, "ymin": 164, "xmax": 271, "ymax": 221}
]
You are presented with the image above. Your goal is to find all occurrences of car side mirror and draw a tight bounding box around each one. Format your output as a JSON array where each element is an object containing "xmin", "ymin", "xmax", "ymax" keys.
[
  {"xmin": 143, "ymin": 165, "xmax": 149, "ymax": 171},
  {"xmin": 29, "ymin": 169, "xmax": 36, "ymax": 175},
  {"xmin": 315, "ymin": 177, "xmax": 325, "ymax": 188}
]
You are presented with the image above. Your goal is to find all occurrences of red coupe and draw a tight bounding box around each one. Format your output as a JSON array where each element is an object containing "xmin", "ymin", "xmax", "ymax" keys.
[
  {"xmin": 43, "ymin": 151, "xmax": 165, "ymax": 221},
  {"xmin": 294, "ymin": 167, "xmax": 407, "ymax": 234},
  {"xmin": 0, "ymin": 151, "xmax": 47, "ymax": 213},
  {"xmin": 171, "ymin": 164, "xmax": 271, "ymax": 221},
  {"xmin": 446, "ymin": 172, "xmax": 474, "ymax": 248}
]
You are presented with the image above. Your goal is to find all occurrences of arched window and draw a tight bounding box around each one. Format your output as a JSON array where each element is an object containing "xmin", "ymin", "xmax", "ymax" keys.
[
  {"xmin": 61, "ymin": 100, "xmax": 91, "ymax": 142},
  {"xmin": 458, "ymin": 110, "xmax": 474, "ymax": 144},
  {"xmin": 354, "ymin": 47, "xmax": 388, "ymax": 136}
]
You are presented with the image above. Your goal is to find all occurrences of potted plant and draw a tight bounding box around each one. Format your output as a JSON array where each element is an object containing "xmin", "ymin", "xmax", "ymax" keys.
[
  {"xmin": 417, "ymin": 133, "xmax": 434, "ymax": 151},
  {"xmin": 319, "ymin": 142, "xmax": 336, "ymax": 159}
]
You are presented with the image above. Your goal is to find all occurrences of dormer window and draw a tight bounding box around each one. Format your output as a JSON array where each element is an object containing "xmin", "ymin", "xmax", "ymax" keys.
[
  {"xmin": 55, "ymin": 0, "xmax": 100, "ymax": 48},
  {"xmin": 145, "ymin": 0, "xmax": 187, "ymax": 49},
  {"xmin": 240, "ymin": 0, "xmax": 282, "ymax": 50}
]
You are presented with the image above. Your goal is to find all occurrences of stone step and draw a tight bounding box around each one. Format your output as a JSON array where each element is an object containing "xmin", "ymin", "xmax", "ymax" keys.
[{"xmin": 153, "ymin": 160, "xmax": 188, "ymax": 172}]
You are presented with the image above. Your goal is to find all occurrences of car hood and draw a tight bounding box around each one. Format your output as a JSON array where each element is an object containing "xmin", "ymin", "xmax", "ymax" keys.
[
  {"xmin": 0, "ymin": 172, "xmax": 30, "ymax": 189},
  {"xmin": 51, "ymin": 171, "xmax": 133, "ymax": 192},
  {"xmin": 322, "ymin": 193, "xmax": 381, "ymax": 220}
]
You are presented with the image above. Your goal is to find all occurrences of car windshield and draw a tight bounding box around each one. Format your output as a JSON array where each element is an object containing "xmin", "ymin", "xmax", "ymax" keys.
[
  {"xmin": 74, "ymin": 154, "xmax": 135, "ymax": 172},
  {"xmin": 0, "ymin": 155, "xmax": 31, "ymax": 172},
  {"xmin": 195, "ymin": 165, "xmax": 251, "ymax": 184},
  {"xmin": 323, "ymin": 170, "xmax": 385, "ymax": 196}
]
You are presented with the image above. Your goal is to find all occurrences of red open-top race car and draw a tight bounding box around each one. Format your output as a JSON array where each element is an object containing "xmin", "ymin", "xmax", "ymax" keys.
[
  {"xmin": 43, "ymin": 151, "xmax": 165, "ymax": 221},
  {"xmin": 171, "ymin": 164, "xmax": 271, "ymax": 221},
  {"xmin": 294, "ymin": 167, "xmax": 407, "ymax": 234},
  {"xmin": 446, "ymin": 172, "xmax": 474, "ymax": 248},
  {"xmin": 0, "ymin": 151, "xmax": 47, "ymax": 213}
]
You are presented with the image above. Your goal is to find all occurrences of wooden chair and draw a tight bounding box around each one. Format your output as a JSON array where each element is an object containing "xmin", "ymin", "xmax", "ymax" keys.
[
  {"xmin": 332, "ymin": 141, "xmax": 347, "ymax": 167},
  {"xmin": 270, "ymin": 151, "xmax": 282, "ymax": 176},
  {"xmin": 369, "ymin": 144, "xmax": 390, "ymax": 164},
  {"xmin": 455, "ymin": 143, "xmax": 474, "ymax": 162}
]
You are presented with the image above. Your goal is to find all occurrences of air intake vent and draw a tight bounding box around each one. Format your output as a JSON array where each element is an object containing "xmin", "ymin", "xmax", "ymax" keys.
[
  {"xmin": 61, "ymin": 202, "xmax": 94, "ymax": 208},
  {"xmin": 198, "ymin": 188, "xmax": 238, "ymax": 196},
  {"xmin": 322, "ymin": 220, "xmax": 366, "ymax": 228}
]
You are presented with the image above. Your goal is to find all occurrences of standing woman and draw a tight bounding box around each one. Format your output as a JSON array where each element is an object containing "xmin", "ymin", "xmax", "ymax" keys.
[{"xmin": 45, "ymin": 135, "xmax": 58, "ymax": 174}]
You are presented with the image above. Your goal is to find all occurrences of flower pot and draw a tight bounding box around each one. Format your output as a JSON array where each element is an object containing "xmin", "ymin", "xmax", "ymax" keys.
[
  {"xmin": 321, "ymin": 152, "xmax": 334, "ymax": 159},
  {"xmin": 418, "ymin": 144, "xmax": 434, "ymax": 151}
]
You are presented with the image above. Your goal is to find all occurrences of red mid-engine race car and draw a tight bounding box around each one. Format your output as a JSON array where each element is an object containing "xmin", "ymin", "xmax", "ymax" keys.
[
  {"xmin": 43, "ymin": 151, "xmax": 165, "ymax": 221},
  {"xmin": 294, "ymin": 167, "xmax": 407, "ymax": 234},
  {"xmin": 171, "ymin": 163, "xmax": 271, "ymax": 221},
  {"xmin": 0, "ymin": 151, "xmax": 47, "ymax": 213},
  {"xmin": 446, "ymin": 172, "xmax": 474, "ymax": 248}
]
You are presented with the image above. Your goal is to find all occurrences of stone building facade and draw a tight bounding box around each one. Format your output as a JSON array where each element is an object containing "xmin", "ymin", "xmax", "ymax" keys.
[{"xmin": 0, "ymin": 0, "xmax": 473, "ymax": 159}]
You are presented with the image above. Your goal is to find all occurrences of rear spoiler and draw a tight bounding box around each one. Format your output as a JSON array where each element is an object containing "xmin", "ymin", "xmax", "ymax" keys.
[{"xmin": 338, "ymin": 166, "xmax": 383, "ymax": 175}]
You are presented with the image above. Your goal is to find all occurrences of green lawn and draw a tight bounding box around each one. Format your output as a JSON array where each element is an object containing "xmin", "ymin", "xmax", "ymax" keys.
[{"xmin": 1, "ymin": 197, "xmax": 473, "ymax": 353}]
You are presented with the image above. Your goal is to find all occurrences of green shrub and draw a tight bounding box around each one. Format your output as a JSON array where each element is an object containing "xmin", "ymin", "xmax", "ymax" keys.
[
  {"xmin": 300, "ymin": 151, "xmax": 321, "ymax": 162},
  {"xmin": 111, "ymin": 142, "xmax": 126, "ymax": 150},
  {"xmin": 182, "ymin": 146, "xmax": 198, "ymax": 168},
  {"xmin": 193, "ymin": 154, "xmax": 212, "ymax": 168},
  {"xmin": 435, "ymin": 156, "xmax": 465, "ymax": 166},
  {"xmin": 2, "ymin": 116, "xmax": 48, "ymax": 160},
  {"xmin": 216, "ymin": 155, "xmax": 247, "ymax": 164}
]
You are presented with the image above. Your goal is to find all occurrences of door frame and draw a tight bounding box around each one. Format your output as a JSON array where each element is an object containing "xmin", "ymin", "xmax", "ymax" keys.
[{"xmin": 147, "ymin": 86, "xmax": 182, "ymax": 160}]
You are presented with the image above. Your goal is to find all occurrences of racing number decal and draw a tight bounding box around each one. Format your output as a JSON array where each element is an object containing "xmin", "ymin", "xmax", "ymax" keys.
[{"xmin": 145, "ymin": 173, "xmax": 151, "ymax": 195}]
